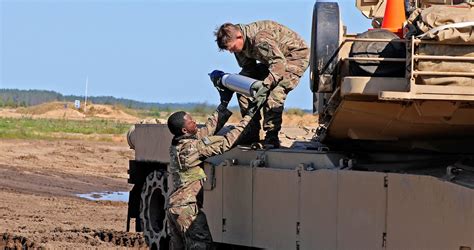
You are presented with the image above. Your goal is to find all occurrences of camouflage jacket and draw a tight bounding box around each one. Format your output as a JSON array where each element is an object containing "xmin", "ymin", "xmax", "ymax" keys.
[
  {"xmin": 169, "ymin": 108, "xmax": 251, "ymax": 189},
  {"xmin": 236, "ymin": 20, "xmax": 310, "ymax": 88}
]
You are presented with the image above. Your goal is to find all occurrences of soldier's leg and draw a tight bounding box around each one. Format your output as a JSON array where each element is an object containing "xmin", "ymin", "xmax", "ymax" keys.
[
  {"xmin": 262, "ymin": 85, "xmax": 287, "ymax": 147},
  {"xmin": 167, "ymin": 206, "xmax": 186, "ymax": 250},
  {"xmin": 167, "ymin": 181, "xmax": 212, "ymax": 250},
  {"xmin": 237, "ymin": 93, "xmax": 261, "ymax": 145},
  {"xmin": 183, "ymin": 181, "xmax": 212, "ymax": 249},
  {"xmin": 168, "ymin": 204, "xmax": 212, "ymax": 250},
  {"xmin": 263, "ymin": 72, "xmax": 302, "ymax": 147},
  {"xmin": 183, "ymin": 204, "xmax": 213, "ymax": 250}
]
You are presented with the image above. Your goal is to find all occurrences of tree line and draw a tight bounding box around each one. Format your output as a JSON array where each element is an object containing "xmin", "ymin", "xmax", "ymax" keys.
[{"xmin": 0, "ymin": 88, "xmax": 211, "ymax": 111}]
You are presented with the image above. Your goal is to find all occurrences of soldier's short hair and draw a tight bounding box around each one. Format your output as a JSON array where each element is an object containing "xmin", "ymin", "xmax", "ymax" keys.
[
  {"xmin": 167, "ymin": 111, "xmax": 187, "ymax": 136},
  {"xmin": 214, "ymin": 23, "xmax": 240, "ymax": 51}
]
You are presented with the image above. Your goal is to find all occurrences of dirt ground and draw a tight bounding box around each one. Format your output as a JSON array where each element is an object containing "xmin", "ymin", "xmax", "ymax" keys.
[{"xmin": 0, "ymin": 139, "xmax": 147, "ymax": 248}]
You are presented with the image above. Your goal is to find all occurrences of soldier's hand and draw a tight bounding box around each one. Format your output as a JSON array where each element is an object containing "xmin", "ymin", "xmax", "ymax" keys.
[
  {"xmin": 251, "ymin": 81, "xmax": 270, "ymax": 99},
  {"xmin": 251, "ymin": 80, "xmax": 269, "ymax": 107},
  {"xmin": 209, "ymin": 70, "xmax": 226, "ymax": 88}
]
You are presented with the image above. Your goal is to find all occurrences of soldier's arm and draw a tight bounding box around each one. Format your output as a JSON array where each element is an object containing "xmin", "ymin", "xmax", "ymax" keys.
[
  {"xmin": 195, "ymin": 115, "xmax": 252, "ymax": 158},
  {"xmin": 196, "ymin": 107, "xmax": 232, "ymax": 139},
  {"xmin": 254, "ymin": 31, "xmax": 287, "ymax": 88}
]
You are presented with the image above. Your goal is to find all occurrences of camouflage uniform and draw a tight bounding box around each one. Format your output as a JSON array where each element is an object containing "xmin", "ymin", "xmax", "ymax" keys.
[
  {"xmin": 168, "ymin": 108, "xmax": 251, "ymax": 250},
  {"xmin": 235, "ymin": 20, "xmax": 310, "ymax": 144}
]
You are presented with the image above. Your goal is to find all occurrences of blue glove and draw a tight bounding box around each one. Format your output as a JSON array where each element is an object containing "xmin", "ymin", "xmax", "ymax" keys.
[{"xmin": 209, "ymin": 70, "xmax": 226, "ymax": 88}]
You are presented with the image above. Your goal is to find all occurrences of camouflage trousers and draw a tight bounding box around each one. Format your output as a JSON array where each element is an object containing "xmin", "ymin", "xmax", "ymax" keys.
[
  {"xmin": 238, "ymin": 62, "xmax": 307, "ymax": 144},
  {"xmin": 167, "ymin": 180, "xmax": 212, "ymax": 250}
]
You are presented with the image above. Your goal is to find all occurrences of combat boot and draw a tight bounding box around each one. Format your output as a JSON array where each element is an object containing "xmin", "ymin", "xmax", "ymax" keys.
[{"xmin": 263, "ymin": 133, "xmax": 280, "ymax": 148}]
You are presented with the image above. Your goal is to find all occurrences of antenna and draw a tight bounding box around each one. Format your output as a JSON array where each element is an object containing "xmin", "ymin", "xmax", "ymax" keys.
[{"xmin": 84, "ymin": 76, "xmax": 88, "ymax": 113}]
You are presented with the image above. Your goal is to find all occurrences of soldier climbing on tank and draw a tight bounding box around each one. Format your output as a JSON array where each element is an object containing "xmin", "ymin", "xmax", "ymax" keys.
[
  {"xmin": 166, "ymin": 84, "xmax": 259, "ymax": 249},
  {"xmin": 213, "ymin": 20, "xmax": 310, "ymax": 148}
]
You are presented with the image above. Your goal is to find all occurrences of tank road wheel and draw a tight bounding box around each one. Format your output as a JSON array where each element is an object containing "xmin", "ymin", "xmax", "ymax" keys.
[{"xmin": 139, "ymin": 170, "xmax": 169, "ymax": 249}]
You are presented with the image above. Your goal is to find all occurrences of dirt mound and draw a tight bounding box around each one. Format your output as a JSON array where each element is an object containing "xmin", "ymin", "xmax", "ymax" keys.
[
  {"xmin": 1, "ymin": 233, "xmax": 41, "ymax": 249},
  {"xmin": 228, "ymin": 113, "xmax": 317, "ymax": 127},
  {"xmin": 1, "ymin": 228, "xmax": 146, "ymax": 248},
  {"xmin": 17, "ymin": 102, "xmax": 70, "ymax": 115},
  {"xmin": 86, "ymin": 104, "xmax": 138, "ymax": 122},
  {"xmin": 16, "ymin": 101, "xmax": 85, "ymax": 120},
  {"xmin": 11, "ymin": 101, "xmax": 140, "ymax": 123},
  {"xmin": 40, "ymin": 227, "xmax": 146, "ymax": 247},
  {"xmin": 93, "ymin": 229, "xmax": 146, "ymax": 247}
]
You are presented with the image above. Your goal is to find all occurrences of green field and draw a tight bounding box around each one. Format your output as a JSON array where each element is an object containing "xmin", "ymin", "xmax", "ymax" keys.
[{"xmin": 0, "ymin": 117, "xmax": 131, "ymax": 140}]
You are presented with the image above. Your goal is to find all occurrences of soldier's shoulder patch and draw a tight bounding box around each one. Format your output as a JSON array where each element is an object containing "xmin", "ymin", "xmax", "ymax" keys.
[{"xmin": 201, "ymin": 136, "xmax": 212, "ymax": 145}]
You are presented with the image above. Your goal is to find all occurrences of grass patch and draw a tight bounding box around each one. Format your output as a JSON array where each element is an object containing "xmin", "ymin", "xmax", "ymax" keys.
[{"xmin": 0, "ymin": 117, "xmax": 131, "ymax": 140}]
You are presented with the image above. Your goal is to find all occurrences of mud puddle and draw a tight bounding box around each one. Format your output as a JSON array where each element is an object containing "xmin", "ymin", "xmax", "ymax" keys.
[{"xmin": 77, "ymin": 191, "xmax": 129, "ymax": 202}]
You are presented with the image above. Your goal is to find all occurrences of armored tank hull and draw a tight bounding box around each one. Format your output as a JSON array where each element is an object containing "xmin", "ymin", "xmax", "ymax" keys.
[{"xmin": 127, "ymin": 124, "xmax": 473, "ymax": 249}]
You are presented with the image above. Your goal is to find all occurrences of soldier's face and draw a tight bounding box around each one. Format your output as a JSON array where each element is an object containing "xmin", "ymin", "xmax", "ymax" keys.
[
  {"xmin": 226, "ymin": 36, "xmax": 244, "ymax": 53},
  {"xmin": 182, "ymin": 113, "xmax": 198, "ymax": 135}
]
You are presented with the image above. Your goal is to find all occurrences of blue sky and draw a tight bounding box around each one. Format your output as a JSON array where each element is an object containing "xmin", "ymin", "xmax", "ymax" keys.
[{"xmin": 0, "ymin": 0, "xmax": 370, "ymax": 109}]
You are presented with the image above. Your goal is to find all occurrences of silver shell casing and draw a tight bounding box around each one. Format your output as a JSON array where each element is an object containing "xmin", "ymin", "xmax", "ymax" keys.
[{"xmin": 221, "ymin": 74, "xmax": 259, "ymax": 97}]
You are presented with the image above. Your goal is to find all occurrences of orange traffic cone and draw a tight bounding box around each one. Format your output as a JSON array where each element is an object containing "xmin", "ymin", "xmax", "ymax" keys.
[{"xmin": 381, "ymin": 0, "xmax": 406, "ymax": 37}]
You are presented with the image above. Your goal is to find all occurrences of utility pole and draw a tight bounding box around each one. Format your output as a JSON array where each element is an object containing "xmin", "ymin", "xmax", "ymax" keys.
[{"xmin": 84, "ymin": 76, "xmax": 88, "ymax": 114}]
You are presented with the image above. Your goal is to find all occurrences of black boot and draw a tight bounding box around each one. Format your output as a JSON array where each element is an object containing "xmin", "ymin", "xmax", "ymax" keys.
[{"xmin": 263, "ymin": 133, "xmax": 280, "ymax": 148}]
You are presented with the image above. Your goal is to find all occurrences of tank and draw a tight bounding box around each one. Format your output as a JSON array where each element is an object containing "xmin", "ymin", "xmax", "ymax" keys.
[{"xmin": 125, "ymin": 1, "xmax": 474, "ymax": 249}]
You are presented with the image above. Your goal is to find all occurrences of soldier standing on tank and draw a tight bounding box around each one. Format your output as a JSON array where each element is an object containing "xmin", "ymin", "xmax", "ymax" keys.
[
  {"xmin": 166, "ymin": 85, "xmax": 257, "ymax": 249},
  {"xmin": 213, "ymin": 20, "xmax": 310, "ymax": 148}
]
